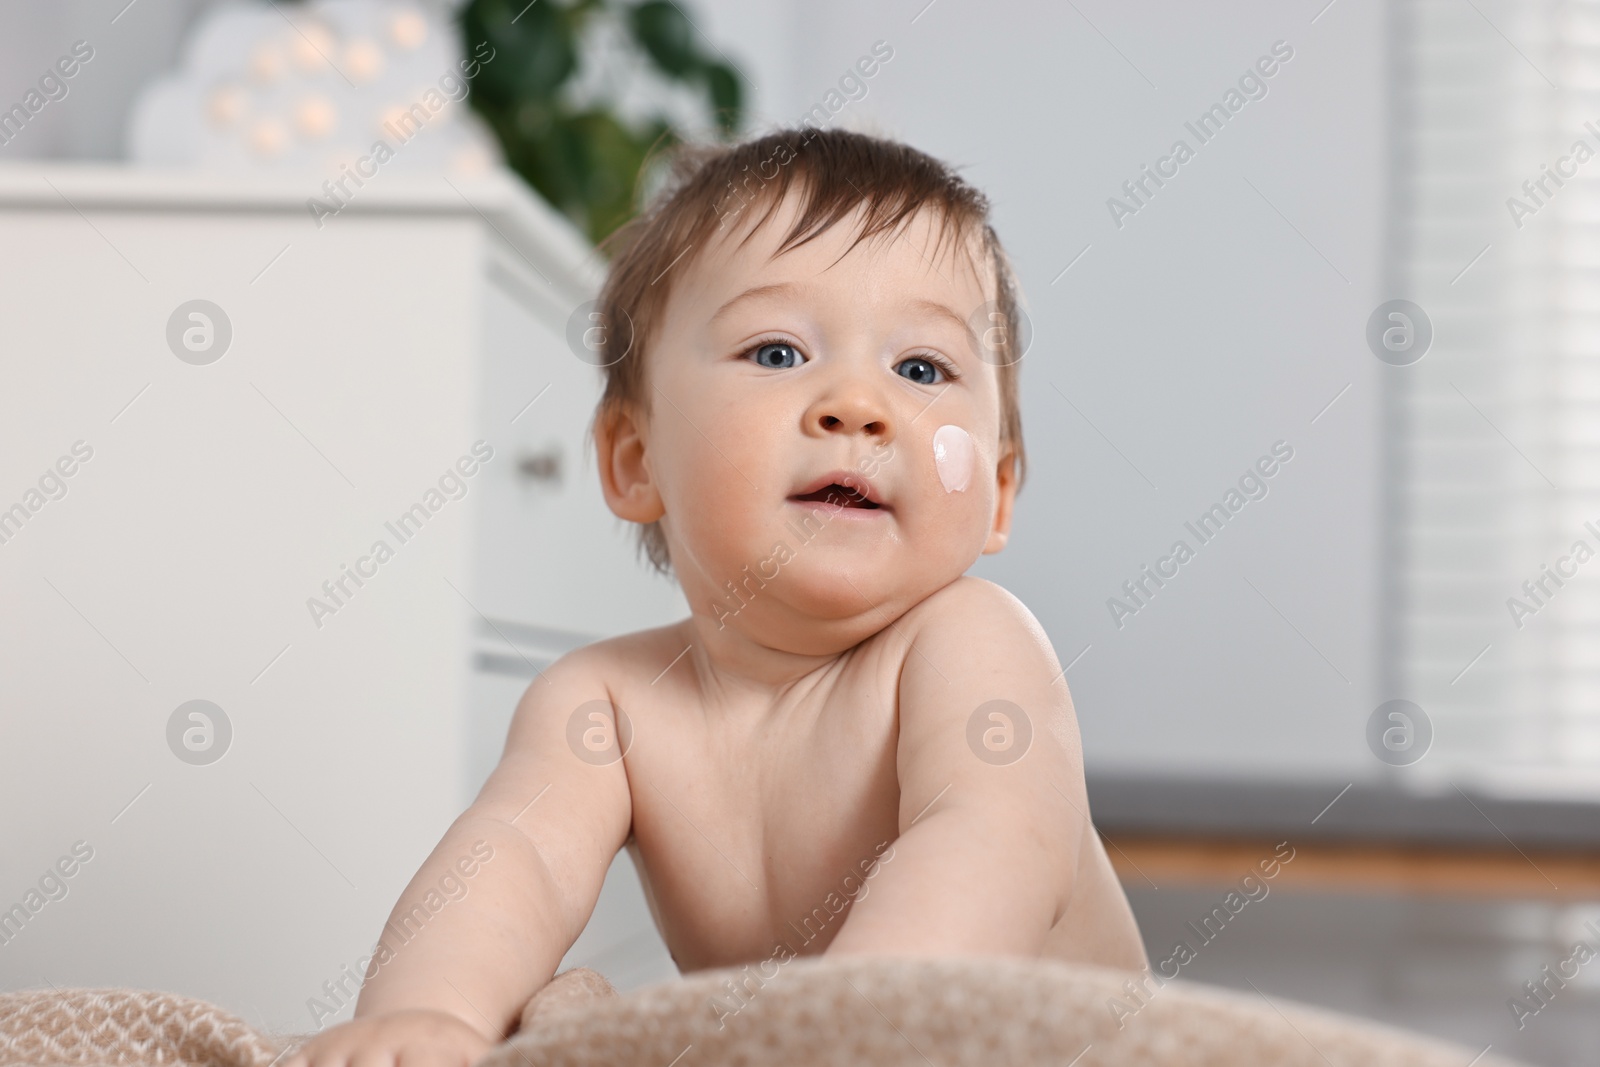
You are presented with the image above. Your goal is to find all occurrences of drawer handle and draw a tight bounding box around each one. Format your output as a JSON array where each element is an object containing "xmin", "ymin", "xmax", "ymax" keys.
[{"xmin": 517, "ymin": 449, "xmax": 563, "ymax": 485}]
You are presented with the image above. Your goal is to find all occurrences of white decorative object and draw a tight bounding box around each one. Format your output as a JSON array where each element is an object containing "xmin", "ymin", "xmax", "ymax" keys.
[{"xmin": 127, "ymin": 0, "xmax": 501, "ymax": 178}]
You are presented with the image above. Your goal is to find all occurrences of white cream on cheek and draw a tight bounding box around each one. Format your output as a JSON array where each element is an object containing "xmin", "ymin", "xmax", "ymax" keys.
[{"xmin": 933, "ymin": 424, "xmax": 975, "ymax": 493}]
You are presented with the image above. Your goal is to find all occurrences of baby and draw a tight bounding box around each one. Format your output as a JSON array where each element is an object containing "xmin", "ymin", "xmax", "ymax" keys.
[{"xmin": 288, "ymin": 127, "xmax": 1147, "ymax": 1067}]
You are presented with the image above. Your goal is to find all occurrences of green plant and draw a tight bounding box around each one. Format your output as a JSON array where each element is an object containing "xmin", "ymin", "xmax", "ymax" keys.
[{"xmin": 458, "ymin": 0, "xmax": 743, "ymax": 246}]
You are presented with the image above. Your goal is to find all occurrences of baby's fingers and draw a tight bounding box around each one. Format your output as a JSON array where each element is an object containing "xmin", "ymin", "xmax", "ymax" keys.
[
  {"xmin": 394, "ymin": 1047, "xmax": 475, "ymax": 1067},
  {"xmin": 282, "ymin": 1035, "xmax": 350, "ymax": 1067}
]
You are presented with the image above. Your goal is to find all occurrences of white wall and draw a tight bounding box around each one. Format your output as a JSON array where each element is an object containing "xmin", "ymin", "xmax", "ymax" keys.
[{"xmin": 0, "ymin": 0, "xmax": 220, "ymax": 159}]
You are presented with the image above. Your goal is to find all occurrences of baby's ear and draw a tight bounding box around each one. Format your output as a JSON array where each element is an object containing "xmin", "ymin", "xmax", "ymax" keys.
[
  {"xmin": 981, "ymin": 444, "xmax": 1019, "ymax": 554},
  {"xmin": 594, "ymin": 402, "xmax": 665, "ymax": 524}
]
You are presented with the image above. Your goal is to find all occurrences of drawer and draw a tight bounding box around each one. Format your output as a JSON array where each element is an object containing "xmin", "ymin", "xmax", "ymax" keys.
[{"xmin": 468, "ymin": 243, "xmax": 687, "ymax": 639}]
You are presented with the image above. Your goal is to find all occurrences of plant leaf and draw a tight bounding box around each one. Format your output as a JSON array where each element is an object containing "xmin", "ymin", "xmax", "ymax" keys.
[
  {"xmin": 459, "ymin": 0, "xmax": 576, "ymax": 106},
  {"xmin": 702, "ymin": 62, "xmax": 742, "ymax": 135},
  {"xmin": 629, "ymin": 0, "xmax": 697, "ymax": 77}
]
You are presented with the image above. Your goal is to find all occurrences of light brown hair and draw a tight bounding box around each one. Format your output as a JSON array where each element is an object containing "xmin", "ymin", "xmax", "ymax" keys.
[{"xmin": 592, "ymin": 127, "xmax": 1027, "ymax": 574}]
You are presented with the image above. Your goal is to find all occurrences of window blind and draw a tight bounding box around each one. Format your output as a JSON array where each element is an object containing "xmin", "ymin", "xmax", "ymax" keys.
[{"xmin": 1387, "ymin": 0, "xmax": 1600, "ymax": 796}]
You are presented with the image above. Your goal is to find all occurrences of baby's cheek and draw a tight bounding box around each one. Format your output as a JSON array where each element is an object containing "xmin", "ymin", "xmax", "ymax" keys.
[{"xmin": 660, "ymin": 426, "xmax": 755, "ymax": 536}]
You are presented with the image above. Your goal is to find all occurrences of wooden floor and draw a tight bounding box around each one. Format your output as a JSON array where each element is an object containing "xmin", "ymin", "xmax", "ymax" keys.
[{"xmin": 1106, "ymin": 835, "xmax": 1600, "ymax": 899}]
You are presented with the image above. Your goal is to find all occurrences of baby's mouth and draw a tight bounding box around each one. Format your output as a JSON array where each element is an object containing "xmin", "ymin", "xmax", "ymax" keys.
[
  {"xmin": 789, "ymin": 484, "xmax": 882, "ymax": 509},
  {"xmin": 787, "ymin": 471, "xmax": 888, "ymax": 511}
]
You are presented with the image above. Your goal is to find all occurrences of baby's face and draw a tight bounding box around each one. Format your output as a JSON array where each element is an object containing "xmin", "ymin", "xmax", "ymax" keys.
[{"xmin": 623, "ymin": 193, "xmax": 1017, "ymax": 647}]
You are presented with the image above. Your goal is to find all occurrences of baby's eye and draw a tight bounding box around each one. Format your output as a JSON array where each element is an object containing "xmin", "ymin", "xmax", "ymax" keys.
[
  {"xmin": 895, "ymin": 356, "xmax": 946, "ymax": 385},
  {"xmin": 748, "ymin": 342, "xmax": 805, "ymax": 369}
]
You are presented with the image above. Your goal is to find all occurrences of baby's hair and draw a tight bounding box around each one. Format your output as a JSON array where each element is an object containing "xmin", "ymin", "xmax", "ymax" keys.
[{"xmin": 591, "ymin": 126, "xmax": 1027, "ymax": 575}]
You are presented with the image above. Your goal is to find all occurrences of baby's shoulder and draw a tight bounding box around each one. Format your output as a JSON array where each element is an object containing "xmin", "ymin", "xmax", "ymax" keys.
[
  {"xmin": 508, "ymin": 623, "xmax": 691, "ymax": 750},
  {"xmin": 889, "ymin": 577, "xmax": 1064, "ymax": 697},
  {"xmin": 898, "ymin": 576, "xmax": 1047, "ymax": 648},
  {"xmin": 546, "ymin": 621, "xmax": 689, "ymax": 687}
]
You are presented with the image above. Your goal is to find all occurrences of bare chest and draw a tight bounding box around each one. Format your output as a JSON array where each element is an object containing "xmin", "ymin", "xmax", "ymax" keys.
[{"xmin": 619, "ymin": 678, "xmax": 901, "ymax": 972}]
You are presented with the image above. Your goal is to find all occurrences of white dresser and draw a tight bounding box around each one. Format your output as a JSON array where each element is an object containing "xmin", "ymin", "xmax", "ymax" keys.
[{"xmin": 0, "ymin": 164, "xmax": 682, "ymax": 1029}]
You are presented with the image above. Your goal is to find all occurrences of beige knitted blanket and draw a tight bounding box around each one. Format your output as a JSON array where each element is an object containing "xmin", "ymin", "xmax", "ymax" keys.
[{"xmin": 0, "ymin": 957, "xmax": 1526, "ymax": 1067}]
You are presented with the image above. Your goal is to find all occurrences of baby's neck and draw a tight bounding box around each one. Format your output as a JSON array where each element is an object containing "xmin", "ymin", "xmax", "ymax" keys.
[{"xmin": 673, "ymin": 606, "xmax": 887, "ymax": 697}]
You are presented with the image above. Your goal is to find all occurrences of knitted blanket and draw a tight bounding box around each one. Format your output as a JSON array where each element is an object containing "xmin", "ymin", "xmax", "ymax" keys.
[{"xmin": 0, "ymin": 957, "xmax": 1526, "ymax": 1067}]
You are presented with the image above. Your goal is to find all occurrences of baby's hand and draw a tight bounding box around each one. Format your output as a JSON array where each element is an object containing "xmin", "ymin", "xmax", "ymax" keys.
[{"xmin": 283, "ymin": 1009, "xmax": 494, "ymax": 1067}]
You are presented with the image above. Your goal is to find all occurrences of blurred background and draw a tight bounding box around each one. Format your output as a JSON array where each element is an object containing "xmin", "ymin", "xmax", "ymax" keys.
[{"xmin": 0, "ymin": 0, "xmax": 1597, "ymax": 1063}]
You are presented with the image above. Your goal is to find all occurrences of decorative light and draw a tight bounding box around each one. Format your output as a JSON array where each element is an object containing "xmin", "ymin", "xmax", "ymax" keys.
[
  {"xmin": 389, "ymin": 10, "xmax": 427, "ymax": 50},
  {"xmin": 344, "ymin": 38, "xmax": 384, "ymax": 83},
  {"xmin": 248, "ymin": 41, "xmax": 284, "ymax": 84},
  {"xmin": 378, "ymin": 104, "xmax": 411, "ymax": 136},
  {"xmin": 291, "ymin": 22, "xmax": 337, "ymax": 72},
  {"xmin": 450, "ymin": 144, "xmax": 493, "ymax": 175},
  {"xmin": 206, "ymin": 85, "xmax": 246, "ymax": 129},
  {"xmin": 295, "ymin": 95, "xmax": 338, "ymax": 139},
  {"xmin": 248, "ymin": 117, "xmax": 288, "ymax": 157}
]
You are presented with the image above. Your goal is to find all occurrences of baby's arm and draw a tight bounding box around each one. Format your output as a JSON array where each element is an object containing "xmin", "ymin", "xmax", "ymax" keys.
[
  {"xmin": 286, "ymin": 650, "xmax": 631, "ymax": 1067},
  {"xmin": 825, "ymin": 578, "xmax": 1143, "ymax": 969}
]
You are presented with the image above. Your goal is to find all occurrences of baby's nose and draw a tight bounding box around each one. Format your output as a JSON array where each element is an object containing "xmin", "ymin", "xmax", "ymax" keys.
[{"xmin": 809, "ymin": 388, "xmax": 891, "ymax": 438}]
